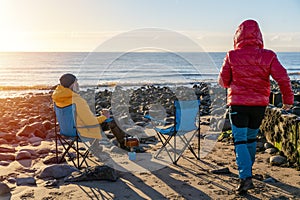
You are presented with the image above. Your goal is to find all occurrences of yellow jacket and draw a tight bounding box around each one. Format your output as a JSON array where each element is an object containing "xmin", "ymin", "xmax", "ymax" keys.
[{"xmin": 52, "ymin": 85, "xmax": 106, "ymax": 139}]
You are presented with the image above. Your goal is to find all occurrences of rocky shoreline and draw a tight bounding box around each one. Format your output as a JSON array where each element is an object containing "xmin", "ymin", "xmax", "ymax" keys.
[{"xmin": 0, "ymin": 80, "xmax": 300, "ymax": 199}]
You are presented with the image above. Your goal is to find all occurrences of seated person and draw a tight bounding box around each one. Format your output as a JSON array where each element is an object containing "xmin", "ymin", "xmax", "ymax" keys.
[{"xmin": 52, "ymin": 73, "xmax": 127, "ymax": 149}]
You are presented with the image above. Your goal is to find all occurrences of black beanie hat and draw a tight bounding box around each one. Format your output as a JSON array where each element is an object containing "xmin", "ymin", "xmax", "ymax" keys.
[{"xmin": 59, "ymin": 73, "xmax": 77, "ymax": 88}]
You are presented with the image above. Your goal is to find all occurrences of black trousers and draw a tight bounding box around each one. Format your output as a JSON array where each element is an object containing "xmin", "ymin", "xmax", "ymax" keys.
[{"xmin": 229, "ymin": 105, "xmax": 266, "ymax": 129}]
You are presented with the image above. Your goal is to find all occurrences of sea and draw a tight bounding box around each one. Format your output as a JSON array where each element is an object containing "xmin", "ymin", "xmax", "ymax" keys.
[{"xmin": 0, "ymin": 52, "xmax": 299, "ymax": 98}]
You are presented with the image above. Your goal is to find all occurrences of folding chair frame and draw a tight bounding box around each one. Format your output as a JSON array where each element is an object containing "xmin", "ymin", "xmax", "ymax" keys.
[
  {"xmin": 147, "ymin": 100, "xmax": 201, "ymax": 165},
  {"xmin": 54, "ymin": 104, "xmax": 90, "ymax": 169}
]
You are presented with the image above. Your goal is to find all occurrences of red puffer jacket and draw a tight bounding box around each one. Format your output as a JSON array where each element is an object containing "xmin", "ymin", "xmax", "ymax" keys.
[{"xmin": 219, "ymin": 20, "xmax": 294, "ymax": 106}]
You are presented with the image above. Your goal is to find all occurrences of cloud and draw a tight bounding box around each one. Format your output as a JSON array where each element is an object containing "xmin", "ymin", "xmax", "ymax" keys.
[{"xmin": 264, "ymin": 32, "xmax": 300, "ymax": 51}]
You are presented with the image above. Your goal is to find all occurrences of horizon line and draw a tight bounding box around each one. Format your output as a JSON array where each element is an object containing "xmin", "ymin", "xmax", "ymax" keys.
[{"xmin": 0, "ymin": 50, "xmax": 300, "ymax": 53}]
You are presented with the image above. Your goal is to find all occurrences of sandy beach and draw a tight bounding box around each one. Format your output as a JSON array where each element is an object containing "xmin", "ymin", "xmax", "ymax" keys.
[{"xmin": 0, "ymin": 92, "xmax": 299, "ymax": 200}]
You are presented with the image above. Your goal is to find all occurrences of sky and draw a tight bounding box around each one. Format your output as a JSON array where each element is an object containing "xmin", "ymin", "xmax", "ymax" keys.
[{"xmin": 0, "ymin": 0, "xmax": 299, "ymax": 52}]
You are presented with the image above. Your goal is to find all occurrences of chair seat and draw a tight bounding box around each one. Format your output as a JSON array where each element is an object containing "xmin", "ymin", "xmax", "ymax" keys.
[{"xmin": 154, "ymin": 126, "xmax": 175, "ymax": 135}]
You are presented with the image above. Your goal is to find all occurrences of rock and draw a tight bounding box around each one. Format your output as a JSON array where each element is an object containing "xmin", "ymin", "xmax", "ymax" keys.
[
  {"xmin": 33, "ymin": 129, "xmax": 47, "ymax": 139},
  {"xmin": 16, "ymin": 177, "xmax": 36, "ymax": 186},
  {"xmin": 64, "ymin": 165, "xmax": 118, "ymax": 182},
  {"xmin": 256, "ymin": 142, "xmax": 264, "ymax": 149},
  {"xmin": 0, "ymin": 153, "xmax": 15, "ymax": 161},
  {"xmin": 43, "ymin": 155, "xmax": 66, "ymax": 165},
  {"xmin": 28, "ymin": 116, "xmax": 41, "ymax": 124},
  {"xmin": 16, "ymin": 125, "xmax": 35, "ymax": 137},
  {"xmin": 0, "ymin": 132, "xmax": 16, "ymax": 142},
  {"xmin": 0, "ymin": 139, "xmax": 8, "ymax": 144},
  {"xmin": 270, "ymin": 155, "xmax": 287, "ymax": 166},
  {"xmin": 0, "ymin": 161, "xmax": 10, "ymax": 166},
  {"xmin": 29, "ymin": 122, "xmax": 46, "ymax": 132},
  {"xmin": 0, "ymin": 182, "xmax": 10, "ymax": 195},
  {"xmin": 36, "ymin": 148, "xmax": 51, "ymax": 155},
  {"xmin": 0, "ymin": 146, "xmax": 16, "ymax": 153},
  {"xmin": 42, "ymin": 120, "xmax": 53, "ymax": 130},
  {"xmin": 19, "ymin": 119, "xmax": 28, "ymax": 127},
  {"xmin": 16, "ymin": 151, "xmax": 32, "ymax": 160},
  {"xmin": 264, "ymin": 142, "xmax": 273, "ymax": 149},
  {"xmin": 265, "ymin": 147, "xmax": 278, "ymax": 154},
  {"xmin": 28, "ymin": 136, "xmax": 43, "ymax": 144},
  {"xmin": 7, "ymin": 177, "xmax": 16, "ymax": 184},
  {"xmin": 38, "ymin": 164, "xmax": 78, "ymax": 179},
  {"xmin": 18, "ymin": 149, "xmax": 38, "ymax": 158},
  {"xmin": 46, "ymin": 131, "xmax": 56, "ymax": 139}
]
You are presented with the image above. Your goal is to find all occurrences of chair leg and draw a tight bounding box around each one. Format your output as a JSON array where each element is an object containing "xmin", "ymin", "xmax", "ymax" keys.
[
  {"xmin": 155, "ymin": 133, "xmax": 174, "ymax": 162},
  {"xmin": 157, "ymin": 130, "xmax": 200, "ymax": 164},
  {"xmin": 76, "ymin": 137, "xmax": 80, "ymax": 168},
  {"xmin": 55, "ymin": 132, "xmax": 59, "ymax": 164}
]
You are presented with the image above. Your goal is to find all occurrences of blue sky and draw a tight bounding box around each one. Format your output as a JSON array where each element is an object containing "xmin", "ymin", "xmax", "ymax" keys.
[{"xmin": 0, "ymin": 0, "xmax": 299, "ymax": 52}]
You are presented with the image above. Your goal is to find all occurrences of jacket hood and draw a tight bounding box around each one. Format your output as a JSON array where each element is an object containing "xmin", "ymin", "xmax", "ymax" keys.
[
  {"xmin": 234, "ymin": 19, "xmax": 264, "ymax": 50},
  {"xmin": 52, "ymin": 85, "xmax": 79, "ymax": 107}
]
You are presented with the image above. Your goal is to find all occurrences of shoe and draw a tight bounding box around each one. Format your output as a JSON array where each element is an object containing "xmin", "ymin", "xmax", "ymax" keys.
[{"xmin": 236, "ymin": 177, "xmax": 255, "ymax": 194}]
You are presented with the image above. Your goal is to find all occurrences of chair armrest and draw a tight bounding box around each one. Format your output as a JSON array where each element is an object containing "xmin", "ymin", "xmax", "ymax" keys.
[
  {"xmin": 76, "ymin": 124, "xmax": 100, "ymax": 129},
  {"xmin": 144, "ymin": 115, "xmax": 166, "ymax": 124},
  {"xmin": 104, "ymin": 118, "xmax": 114, "ymax": 123}
]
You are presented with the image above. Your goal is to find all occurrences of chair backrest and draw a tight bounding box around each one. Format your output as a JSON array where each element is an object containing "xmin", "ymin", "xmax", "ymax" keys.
[
  {"xmin": 54, "ymin": 103, "xmax": 77, "ymax": 137},
  {"xmin": 174, "ymin": 100, "xmax": 200, "ymax": 134}
]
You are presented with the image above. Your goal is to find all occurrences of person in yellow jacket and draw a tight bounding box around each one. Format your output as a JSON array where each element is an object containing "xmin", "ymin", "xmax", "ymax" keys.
[
  {"xmin": 52, "ymin": 73, "xmax": 110, "ymax": 140},
  {"xmin": 52, "ymin": 74, "xmax": 147, "ymax": 152}
]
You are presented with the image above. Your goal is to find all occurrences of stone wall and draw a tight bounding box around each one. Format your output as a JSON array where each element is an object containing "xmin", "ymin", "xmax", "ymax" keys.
[{"xmin": 260, "ymin": 106, "xmax": 300, "ymax": 165}]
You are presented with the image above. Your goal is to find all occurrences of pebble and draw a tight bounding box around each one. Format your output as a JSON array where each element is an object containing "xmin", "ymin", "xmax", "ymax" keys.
[
  {"xmin": 264, "ymin": 142, "xmax": 273, "ymax": 149},
  {"xmin": 265, "ymin": 147, "xmax": 278, "ymax": 154},
  {"xmin": 16, "ymin": 177, "xmax": 36, "ymax": 186},
  {"xmin": 270, "ymin": 155, "xmax": 287, "ymax": 166},
  {"xmin": 0, "ymin": 161, "xmax": 10, "ymax": 166}
]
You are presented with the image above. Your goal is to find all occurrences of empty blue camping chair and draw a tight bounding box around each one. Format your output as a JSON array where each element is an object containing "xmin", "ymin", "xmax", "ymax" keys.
[
  {"xmin": 145, "ymin": 99, "xmax": 201, "ymax": 164},
  {"xmin": 54, "ymin": 103, "xmax": 100, "ymax": 169}
]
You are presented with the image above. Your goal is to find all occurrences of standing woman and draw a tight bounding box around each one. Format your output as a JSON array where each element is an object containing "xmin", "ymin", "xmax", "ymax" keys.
[{"xmin": 218, "ymin": 19, "xmax": 294, "ymax": 194}]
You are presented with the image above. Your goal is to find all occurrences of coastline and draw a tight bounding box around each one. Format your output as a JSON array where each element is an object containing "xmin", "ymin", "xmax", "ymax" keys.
[{"xmin": 0, "ymin": 83, "xmax": 299, "ymax": 199}]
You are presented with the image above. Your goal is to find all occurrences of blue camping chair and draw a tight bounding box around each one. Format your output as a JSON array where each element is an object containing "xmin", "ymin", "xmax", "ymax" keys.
[
  {"xmin": 145, "ymin": 100, "xmax": 201, "ymax": 164},
  {"xmin": 54, "ymin": 103, "xmax": 100, "ymax": 169}
]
